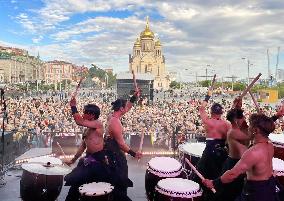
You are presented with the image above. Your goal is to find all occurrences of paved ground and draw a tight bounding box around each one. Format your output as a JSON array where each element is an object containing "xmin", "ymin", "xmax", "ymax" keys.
[{"xmin": 0, "ymin": 155, "xmax": 156, "ymax": 201}]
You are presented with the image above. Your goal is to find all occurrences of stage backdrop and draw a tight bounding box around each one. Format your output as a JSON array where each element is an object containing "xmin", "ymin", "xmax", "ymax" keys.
[{"xmin": 116, "ymin": 72, "xmax": 154, "ymax": 101}]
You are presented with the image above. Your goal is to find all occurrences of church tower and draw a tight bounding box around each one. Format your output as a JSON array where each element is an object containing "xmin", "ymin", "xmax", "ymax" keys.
[{"xmin": 129, "ymin": 17, "xmax": 170, "ymax": 89}]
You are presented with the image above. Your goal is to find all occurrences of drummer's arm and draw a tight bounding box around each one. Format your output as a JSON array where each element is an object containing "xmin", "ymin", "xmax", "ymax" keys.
[
  {"xmin": 203, "ymin": 149, "xmax": 255, "ymax": 190},
  {"xmin": 70, "ymin": 141, "xmax": 86, "ymax": 163},
  {"xmin": 111, "ymin": 119, "xmax": 139, "ymax": 158},
  {"xmin": 271, "ymin": 104, "xmax": 284, "ymax": 122},
  {"xmin": 199, "ymin": 101, "xmax": 209, "ymax": 124}
]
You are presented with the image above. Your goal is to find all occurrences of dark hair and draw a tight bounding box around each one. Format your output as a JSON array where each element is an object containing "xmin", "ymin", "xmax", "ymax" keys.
[
  {"xmin": 226, "ymin": 108, "xmax": 244, "ymax": 123},
  {"xmin": 84, "ymin": 104, "xmax": 100, "ymax": 120},
  {"xmin": 211, "ymin": 103, "xmax": 223, "ymax": 115},
  {"xmin": 111, "ymin": 99, "xmax": 127, "ymax": 111},
  {"xmin": 249, "ymin": 113, "xmax": 275, "ymax": 137}
]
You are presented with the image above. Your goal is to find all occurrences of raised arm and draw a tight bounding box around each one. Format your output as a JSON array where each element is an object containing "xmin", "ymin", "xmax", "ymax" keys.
[
  {"xmin": 123, "ymin": 88, "xmax": 141, "ymax": 114},
  {"xmin": 271, "ymin": 104, "xmax": 284, "ymax": 122},
  {"xmin": 199, "ymin": 100, "xmax": 209, "ymax": 124},
  {"xmin": 70, "ymin": 97, "xmax": 103, "ymax": 130}
]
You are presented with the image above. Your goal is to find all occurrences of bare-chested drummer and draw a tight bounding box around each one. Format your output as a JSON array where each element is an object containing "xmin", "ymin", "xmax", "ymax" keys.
[
  {"xmin": 207, "ymin": 98, "xmax": 284, "ymax": 201},
  {"xmin": 203, "ymin": 113, "xmax": 281, "ymax": 201},
  {"xmin": 64, "ymin": 97, "xmax": 111, "ymax": 201},
  {"xmin": 104, "ymin": 88, "xmax": 142, "ymax": 201},
  {"xmin": 194, "ymin": 91, "xmax": 231, "ymax": 201},
  {"xmin": 215, "ymin": 97, "xmax": 252, "ymax": 201}
]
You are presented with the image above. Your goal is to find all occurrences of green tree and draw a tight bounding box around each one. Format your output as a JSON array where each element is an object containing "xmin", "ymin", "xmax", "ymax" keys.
[{"xmin": 170, "ymin": 81, "xmax": 181, "ymax": 89}]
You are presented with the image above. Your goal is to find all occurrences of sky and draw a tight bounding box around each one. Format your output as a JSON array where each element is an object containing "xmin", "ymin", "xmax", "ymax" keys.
[{"xmin": 0, "ymin": 0, "xmax": 284, "ymax": 82}]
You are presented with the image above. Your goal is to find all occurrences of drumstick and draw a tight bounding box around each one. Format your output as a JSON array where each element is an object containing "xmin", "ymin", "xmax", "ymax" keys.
[
  {"xmin": 209, "ymin": 74, "xmax": 216, "ymax": 91},
  {"xmin": 239, "ymin": 73, "xmax": 262, "ymax": 99},
  {"xmin": 57, "ymin": 142, "xmax": 67, "ymax": 158},
  {"xmin": 185, "ymin": 158, "xmax": 216, "ymax": 193},
  {"xmin": 72, "ymin": 77, "xmax": 84, "ymax": 98},
  {"xmin": 138, "ymin": 131, "xmax": 145, "ymax": 152},
  {"xmin": 248, "ymin": 90, "xmax": 260, "ymax": 113},
  {"xmin": 132, "ymin": 70, "xmax": 138, "ymax": 91}
]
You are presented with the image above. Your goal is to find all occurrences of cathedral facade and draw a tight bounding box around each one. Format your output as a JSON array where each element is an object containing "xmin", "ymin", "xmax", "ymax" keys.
[{"xmin": 129, "ymin": 17, "xmax": 170, "ymax": 90}]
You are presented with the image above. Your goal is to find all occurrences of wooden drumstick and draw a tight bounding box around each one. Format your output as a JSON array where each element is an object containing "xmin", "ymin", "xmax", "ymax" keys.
[
  {"xmin": 239, "ymin": 73, "xmax": 262, "ymax": 99},
  {"xmin": 185, "ymin": 158, "xmax": 216, "ymax": 193},
  {"xmin": 248, "ymin": 90, "xmax": 260, "ymax": 113},
  {"xmin": 72, "ymin": 77, "xmax": 83, "ymax": 98},
  {"xmin": 138, "ymin": 131, "xmax": 144, "ymax": 153},
  {"xmin": 209, "ymin": 74, "xmax": 216, "ymax": 91},
  {"xmin": 132, "ymin": 70, "xmax": 138, "ymax": 91},
  {"xmin": 57, "ymin": 142, "xmax": 67, "ymax": 158}
]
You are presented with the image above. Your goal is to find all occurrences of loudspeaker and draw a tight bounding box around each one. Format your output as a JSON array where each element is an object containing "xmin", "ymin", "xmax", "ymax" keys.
[
  {"xmin": 52, "ymin": 136, "xmax": 77, "ymax": 155},
  {"xmin": 130, "ymin": 134, "xmax": 152, "ymax": 151},
  {"xmin": 0, "ymin": 131, "xmax": 15, "ymax": 165}
]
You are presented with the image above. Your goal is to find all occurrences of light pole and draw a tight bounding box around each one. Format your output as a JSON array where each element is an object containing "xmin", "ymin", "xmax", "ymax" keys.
[{"xmin": 242, "ymin": 58, "xmax": 253, "ymax": 85}]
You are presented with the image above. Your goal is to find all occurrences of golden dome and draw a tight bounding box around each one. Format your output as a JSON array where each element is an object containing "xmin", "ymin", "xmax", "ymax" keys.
[
  {"xmin": 155, "ymin": 39, "xmax": 161, "ymax": 46},
  {"xmin": 140, "ymin": 16, "xmax": 154, "ymax": 39},
  {"xmin": 134, "ymin": 38, "xmax": 141, "ymax": 46}
]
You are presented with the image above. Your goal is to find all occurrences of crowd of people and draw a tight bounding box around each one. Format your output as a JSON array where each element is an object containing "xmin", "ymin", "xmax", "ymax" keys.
[{"xmin": 1, "ymin": 87, "xmax": 284, "ymax": 156}]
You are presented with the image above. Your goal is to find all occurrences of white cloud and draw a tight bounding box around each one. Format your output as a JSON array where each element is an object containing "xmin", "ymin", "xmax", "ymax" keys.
[{"xmin": 6, "ymin": 0, "xmax": 284, "ymax": 79}]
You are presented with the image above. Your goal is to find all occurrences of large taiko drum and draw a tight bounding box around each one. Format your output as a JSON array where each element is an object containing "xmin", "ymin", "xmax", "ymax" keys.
[
  {"xmin": 178, "ymin": 142, "xmax": 205, "ymax": 175},
  {"xmin": 79, "ymin": 182, "xmax": 114, "ymax": 201},
  {"xmin": 20, "ymin": 156, "xmax": 71, "ymax": 201},
  {"xmin": 154, "ymin": 178, "xmax": 202, "ymax": 201},
  {"xmin": 269, "ymin": 134, "xmax": 284, "ymax": 161},
  {"xmin": 145, "ymin": 157, "xmax": 182, "ymax": 201},
  {"xmin": 273, "ymin": 157, "xmax": 284, "ymax": 187}
]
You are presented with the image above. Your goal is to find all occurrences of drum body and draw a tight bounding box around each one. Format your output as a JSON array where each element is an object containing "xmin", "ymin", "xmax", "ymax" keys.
[
  {"xmin": 145, "ymin": 157, "xmax": 182, "ymax": 201},
  {"xmin": 270, "ymin": 134, "xmax": 284, "ymax": 186},
  {"xmin": 20, "ymin": 170, "xmax": 63, "ymax": 201},
  {"xmin": 273, "ymin": 157, "xmax": 284, "ymax": 187},
  {"xmin": 154, "ymin": 178, "xmax": 202, "ymax": 201},
  {"xmin": 178, "ymin": 143, "xmax": 205, "ymax": 174},
  {"xmin": 79, "ymin": 182, "xmax": 114, "ymax": 201}
]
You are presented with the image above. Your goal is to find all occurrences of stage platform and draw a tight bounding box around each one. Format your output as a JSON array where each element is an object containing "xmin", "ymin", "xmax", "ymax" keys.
[{"xmin": 1, "ymin": 148, "xmax": 174, "ymax": 201}]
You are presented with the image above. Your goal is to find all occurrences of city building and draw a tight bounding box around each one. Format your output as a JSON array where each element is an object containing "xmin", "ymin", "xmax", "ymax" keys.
[
  {"xmin": 129, "ymin": 17, "xmax": 170, "ymax": 90},
  {"xmin": 0, "ymin": 46, "xmax": 44, "ymax": 83},
  {"xmin": 44, "ymin": 60, "xmax": 74, "ymax": 90}
]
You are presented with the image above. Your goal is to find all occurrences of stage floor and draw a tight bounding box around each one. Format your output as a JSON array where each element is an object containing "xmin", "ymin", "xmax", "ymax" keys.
[{"xmin": 0, "ymin": 151, "xmax": 172, "ymax": 201}]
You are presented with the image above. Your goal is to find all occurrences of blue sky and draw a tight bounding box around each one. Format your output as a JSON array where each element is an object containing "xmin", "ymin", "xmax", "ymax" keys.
[{"xmin": 0, "ymin": 0, "xmax": 284, "ymax": 81}]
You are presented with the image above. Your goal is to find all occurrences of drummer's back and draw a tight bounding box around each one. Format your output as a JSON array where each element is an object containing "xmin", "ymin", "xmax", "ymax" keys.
[
  {"xmin": 104, "ymin": 114, "xmax": 122, "ymax": 139},
  {"xmin": 205, "ymin": 118, "xmax": 229, "ymax": 139}
]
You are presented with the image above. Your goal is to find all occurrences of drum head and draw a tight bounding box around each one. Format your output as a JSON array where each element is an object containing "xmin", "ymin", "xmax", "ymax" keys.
[
  {"xmin": 21, "ymin": 163, "xmax": 71, "ymax": 175},
  {"xmin": 155, "ymin": 178, "xmax": 202, "ymax": 198},
  {"xmin": 148, "ymin": 157, "xmax": 182, "ymax": 177},
  {"xmin": 269, "ymin": 134, "xmax": 284, "ymax": 147},
  {"xmin": 27, "ymin": 156, "xmax": 63, "ymax": 165},
  {"xmin": 178, "ymin": 142, "xmax": 206, "ymax": 157},
  {"xmin": 79, "ymin": 182, "xmax": 114, "ymax": 196},
  {"xmin": 273, "ymin": 157, "xmax": 284, "ymax": 176}
]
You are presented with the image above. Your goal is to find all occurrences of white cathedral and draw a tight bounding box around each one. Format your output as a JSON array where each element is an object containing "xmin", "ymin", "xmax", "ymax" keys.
[{"xmin": 129, "ymin": 17, "xmax": 170, "ymax": 90}]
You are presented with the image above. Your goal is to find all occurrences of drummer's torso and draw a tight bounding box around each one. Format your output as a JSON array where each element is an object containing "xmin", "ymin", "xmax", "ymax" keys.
[
  {"xmin": 105, "ymin": 116, "xmax": 123, "ymax": 139},
  {"xmin": 84, "ymin": 128, "xmax": 104, "ymax": 153},
  {"xmin": 247, "ymin": 143, "xmax": 274, "ymax": 181},
  {"xmin": 205, "ymin": 119, "xmax": 229, "ymax": 139},
  {"xmin": 227, "ymin": 129, "xmax": 249, "ymax": 159}
]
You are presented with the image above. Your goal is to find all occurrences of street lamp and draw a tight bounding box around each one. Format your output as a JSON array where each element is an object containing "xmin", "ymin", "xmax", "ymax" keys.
[{"xmin": 242, "ymin": 58, "xmax": 253, "ymax": 85}]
